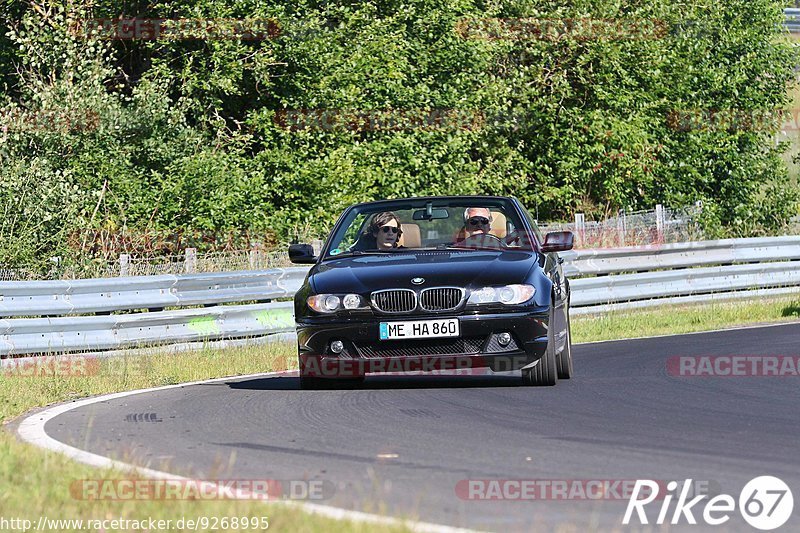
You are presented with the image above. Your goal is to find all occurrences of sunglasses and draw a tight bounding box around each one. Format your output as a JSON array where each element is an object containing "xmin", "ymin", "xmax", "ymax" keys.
[
  {"xmin": 468, "ymin": 216, "xmax": 490, "ymax": 226},
  {"xmin": 380, "ymin": 226, "xmax": 400, "ymax": 234}
]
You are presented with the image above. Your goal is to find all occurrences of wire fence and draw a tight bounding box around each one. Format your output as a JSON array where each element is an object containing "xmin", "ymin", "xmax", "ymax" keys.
[
  {"xmin": 115, "ymin": 249, "xmax": 294, "ymax": 277},
  {"xmin": 0, "ymin": 204, "xmax": 743, "ymax": 281},
  {"xmin": 0, "ymin": 267, "xmax": 40, "ymax": 282},
  {"xmin": 0, "ymin": 249, "xmax": 294, "ymax": 281},
  {"xmin": 539, "ymin": 204, "xmax": 706, "ymax": 249}
]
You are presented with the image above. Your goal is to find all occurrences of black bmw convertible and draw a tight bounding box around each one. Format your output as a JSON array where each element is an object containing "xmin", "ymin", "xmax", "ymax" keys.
[{"xmin": 288, "ymin": 195, "xmax": 574, "ymax": 388}]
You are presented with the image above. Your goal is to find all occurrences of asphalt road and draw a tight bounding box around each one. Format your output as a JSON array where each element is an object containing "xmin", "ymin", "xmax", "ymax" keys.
[{"xmin": 45, "ymin": 323, "xmax": 800, "ymax": 532}]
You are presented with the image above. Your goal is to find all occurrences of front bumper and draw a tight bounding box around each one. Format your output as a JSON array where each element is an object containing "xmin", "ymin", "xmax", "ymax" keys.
[{"xmin": 296, "ymin": 310, "xmax": 549, "ymax": 378}]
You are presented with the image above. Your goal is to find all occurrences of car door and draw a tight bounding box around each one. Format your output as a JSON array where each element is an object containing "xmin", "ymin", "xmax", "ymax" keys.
[
  {"xmin": 518, "ymin": 202, "xmax": 568, "ymax": 350},
  {"xmin": 542, "ymin": 245, "xmax": 567, "ymax": 349}
]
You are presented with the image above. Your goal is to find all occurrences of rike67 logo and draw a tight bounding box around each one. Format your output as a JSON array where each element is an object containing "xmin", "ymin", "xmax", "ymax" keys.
[{"xmin": 623, "ymin": 476, "xmax": 794, "ymax": 530}]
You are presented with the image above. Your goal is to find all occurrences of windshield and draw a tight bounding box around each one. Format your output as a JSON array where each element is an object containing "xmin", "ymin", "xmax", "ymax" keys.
[{"xmin": 323, "ymin": 198, "xmax": 537, "ymax": 258}]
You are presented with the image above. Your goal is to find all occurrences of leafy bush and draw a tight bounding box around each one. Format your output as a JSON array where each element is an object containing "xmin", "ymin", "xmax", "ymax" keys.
[{"xmin": 0, "ymin": 0, "xmax": 798, "ymax": 269}]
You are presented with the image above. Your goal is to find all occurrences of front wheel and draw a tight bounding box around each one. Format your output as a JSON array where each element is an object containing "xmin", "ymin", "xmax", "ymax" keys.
[
  {"xmin": 300, "ymin": 376, "xmax": 365, "ymax": 390},
  {"xmin": 557, "ymin": 309, "xmax": 574, "ymax": 379},
  {"xmin": 299, "ymin": 376, "xmax": 327, "ymax": 390},
  {"xmin": 521, "ymin": 308, "xmax": 558, "ymax": 386},
  {"xmin": 298, "ymin": 354, "xmax": 365, "ymax": 389}
]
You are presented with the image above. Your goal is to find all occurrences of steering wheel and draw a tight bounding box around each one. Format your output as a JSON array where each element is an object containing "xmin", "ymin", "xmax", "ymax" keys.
[
  {"xmin": 453, "ymin": 233, "xmax": 506, "ymax": 250},
  {"xmin": 503, "ymin": 230, "xmax": 520, "ymax": 246}
]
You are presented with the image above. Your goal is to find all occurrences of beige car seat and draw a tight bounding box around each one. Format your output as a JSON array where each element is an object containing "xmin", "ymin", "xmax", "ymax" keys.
[{"xmin": 398, "ymin": 223, "xmax": 422, "ymax": 247}]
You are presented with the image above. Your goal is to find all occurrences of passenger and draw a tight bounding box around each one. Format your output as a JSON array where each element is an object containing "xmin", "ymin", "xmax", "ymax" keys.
[{"xmin": 351, "ymin": 211, "xmax": 404, "ymax": 251}]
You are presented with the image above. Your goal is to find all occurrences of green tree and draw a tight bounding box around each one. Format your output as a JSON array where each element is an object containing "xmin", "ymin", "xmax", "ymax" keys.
[{"xmin": 1, "ymin": 0, "xmax": 797, "ymax": 270}]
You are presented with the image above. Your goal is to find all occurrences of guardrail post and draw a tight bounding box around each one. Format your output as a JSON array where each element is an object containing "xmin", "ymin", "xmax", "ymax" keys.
[
  {"xmin": 574, "ymin": 213, "xmax": 585, "ymax": 247},
  {"xmin": 617, "ymin": 210, "xmax": 626, "ymax": 247},
  {"xmin": 249, "ymin": 249, "xmax": 262, "ymax": 270},
  {"xmin": 119, "ymin": 254, "xmax": 130, "ymax": 277},
  {"xmin": 656, "ymin": 204, "xmax": 665, "ymax": 243},
  {"xmin": 184, "ymin": 248, "xmax": 197, "ymax": 274}
]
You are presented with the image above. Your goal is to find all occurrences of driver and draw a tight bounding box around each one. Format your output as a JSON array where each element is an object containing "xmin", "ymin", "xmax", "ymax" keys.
[{"xmin": 463, "ymin": 207, "xmax": 493, "ymax": 237}]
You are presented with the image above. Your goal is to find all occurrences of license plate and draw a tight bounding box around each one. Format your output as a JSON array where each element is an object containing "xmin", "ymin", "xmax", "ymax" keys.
[{"xmin": 379, "ymin": 318, "xmax": 460, "ymax": 340}]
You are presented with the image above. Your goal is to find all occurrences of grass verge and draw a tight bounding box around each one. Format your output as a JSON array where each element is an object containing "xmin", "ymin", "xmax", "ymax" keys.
[
  {"xmin": 1, "ymin": 295, "xmax": 798, "ymax": 532},
  {"xmin": 1, "ymin": 344, "xmax": 410, "ymax": 533},
  {"xmin": 571, "ymin": 296, "xmax": 800, "ymax": 343}
]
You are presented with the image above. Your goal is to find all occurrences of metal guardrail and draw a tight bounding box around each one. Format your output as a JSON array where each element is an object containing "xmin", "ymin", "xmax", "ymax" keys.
[
  {"xmin": 786, "ymin": 8, "xmax": 800, "ymax": 33},
  {"xmin": 565, "ymin": 236, "xmax": 800, "ymax": 313},
  {"xmin": 561, "ymin": 236, "xmax": 800, "ymax": 277},
  {"xmin": 0, "ymin": 269, "xmax": 307, "ymax": 317},
  {"xmin": 570, "ymin": 261, "xmax": 800, "ymax": 307},
  {"xmin": 0, "ymin": 302, "xmax": 294, "ymax": 357},
  {"xmin": 1, "ymin": 237, "xmax": 799, "ymax": 356}
]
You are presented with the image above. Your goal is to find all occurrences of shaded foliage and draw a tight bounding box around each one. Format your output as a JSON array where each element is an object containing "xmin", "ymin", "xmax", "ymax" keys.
[{"xmin": 0, "ymin": 0, "xmax": 798, "ymax": 269}]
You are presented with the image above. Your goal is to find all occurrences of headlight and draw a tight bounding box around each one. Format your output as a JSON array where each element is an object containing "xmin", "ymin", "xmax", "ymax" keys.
[
  {"xmin": 307, "ymin": 294, "xmax": 340, "ymax": 313},
  {"xmin": 467, "ymin": 284, "xmax": 535, "ymax": 305},
  {"xmin": 342, "ymin": 294, "xmax": 363, "ymax": 309},
  {"xmin": 307, "ymin": 293, "xmax": 365, "ymax": 313},
  {"xmin": 468, "ymin": 287, "xmax": 497, "ymax": 304}
]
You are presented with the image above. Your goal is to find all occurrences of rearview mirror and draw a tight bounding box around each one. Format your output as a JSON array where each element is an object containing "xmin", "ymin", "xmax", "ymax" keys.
[
  {"xmin": 541, "ymin": 231, "xmax": 574, "ymax": 253},
  {"xmin": 412, "ymin": 208, "xmax": 449, "ymax": 221},
  {"xmin": 289, "ymin": 243, "xmax": 317, "ymax": 264}
]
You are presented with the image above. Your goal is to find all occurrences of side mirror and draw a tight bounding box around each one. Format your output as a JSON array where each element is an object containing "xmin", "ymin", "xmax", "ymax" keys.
[
  {"xmin": 289, "ymin": 243, "xmax": 317, "ymax": 264},
  {"xmin": 541, "ymin": 231, "xmax": 574, "ymax": 253}
]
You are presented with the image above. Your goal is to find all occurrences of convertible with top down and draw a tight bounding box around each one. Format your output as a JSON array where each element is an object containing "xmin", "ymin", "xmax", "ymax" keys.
[{"xmin": 288, "ymin": 195, "xmax": 574, "ymax": 388}]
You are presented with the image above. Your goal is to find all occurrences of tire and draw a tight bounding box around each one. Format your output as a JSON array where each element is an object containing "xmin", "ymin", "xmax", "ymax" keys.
[
  {"xmin": 299, "ymin": 376, "xmax": 365, "ymax": 390},
  {"xmin": 298, "ymin": 352, "xmax": 366, "ymax": 389},
  {"xmin": 557, "ymin": 308, "xmax": 574, "ymax": 379},
  {"xmin": 299, "ymin": 376, "xmax": 328, "ymax": 390},
  {"xmin": 522, "ymin": 307, "xmax": 558, "ymax": 386}
]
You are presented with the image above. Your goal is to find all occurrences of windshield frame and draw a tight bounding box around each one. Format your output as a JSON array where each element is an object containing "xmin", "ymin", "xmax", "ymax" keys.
[{"xmin": 319, "ymin": 196, "xmax": 539, "ymax": 261}]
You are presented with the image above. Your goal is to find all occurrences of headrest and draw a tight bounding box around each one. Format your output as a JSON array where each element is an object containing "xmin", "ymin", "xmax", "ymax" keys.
[
  {"xmin": 490, "ymin": 211, "xmax": 507, "ymax": 238},
  {"xmin": 398, "ymin": 223, "xmax": 421, "ymax": 247}
]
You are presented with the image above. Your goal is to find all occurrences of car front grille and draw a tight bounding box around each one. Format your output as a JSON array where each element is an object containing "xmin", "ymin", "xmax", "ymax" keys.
[
  {"xmin": 371, "ymin": 287, "xmax": 465, "ymax": 313},
  {"xmin": 371, "ymin": 289, "xmax": 417, "ymax": 313},
  {"xmin": 419, "ymin": 287, "xmax": 464, "ymax": 311},
  {"xmin": 354, "ymin": 338, "xmax": 483, "ymax": 358}
]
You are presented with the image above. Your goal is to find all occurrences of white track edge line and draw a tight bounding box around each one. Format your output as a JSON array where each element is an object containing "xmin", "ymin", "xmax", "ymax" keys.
[
  {"xmin": 17, "ymin": 322, "xmax": 799, "ymax": 531},
  {"xmin": 16, "ymin": 370, "xmax": 480, "ymax": 533}
]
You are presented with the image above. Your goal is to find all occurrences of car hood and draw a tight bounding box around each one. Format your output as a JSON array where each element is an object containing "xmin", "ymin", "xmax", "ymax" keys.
[{"xmin": 309, "ymin": 250, "xmax": 537, "ymax": 294}]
